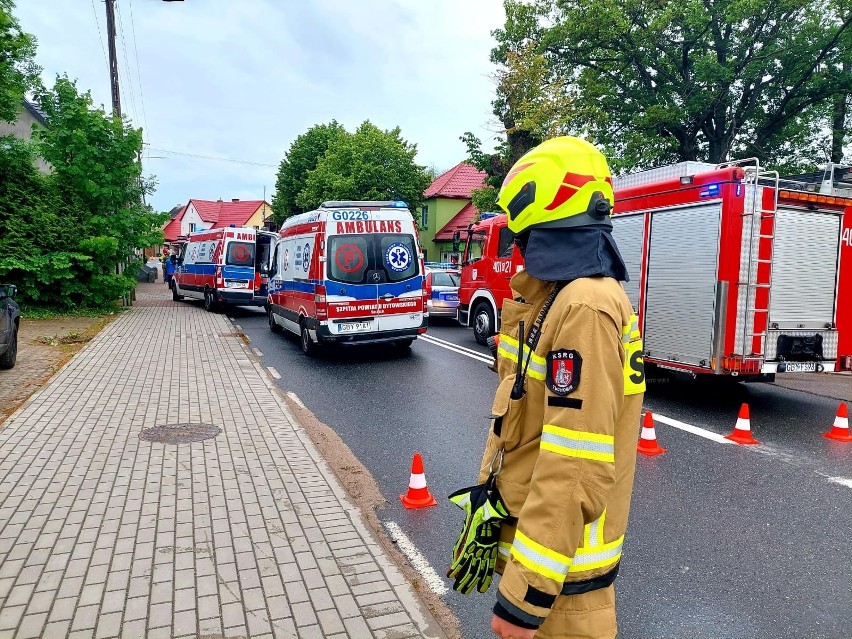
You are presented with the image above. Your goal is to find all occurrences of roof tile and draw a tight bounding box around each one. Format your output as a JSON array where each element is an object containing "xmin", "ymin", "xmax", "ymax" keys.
[{"xmin": 424, "ymin": 162, "xmax": 487, "ymax": 199}]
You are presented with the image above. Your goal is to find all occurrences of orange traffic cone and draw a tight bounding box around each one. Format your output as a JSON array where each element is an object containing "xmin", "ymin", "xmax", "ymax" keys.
[
  {"xmin": 726, "ymin": 403, "xmax": 759, "ymax": 444},
  {"xmin": 823, "ymin": 403, "xmax": 852, "ymax": 442},
  {"xmin": 637, "ymin": 412, "xmax": 666, "ymax": 456},
  {"xmin": 400, "ymin": 452, "xmax": 437, "ymax": 509}
]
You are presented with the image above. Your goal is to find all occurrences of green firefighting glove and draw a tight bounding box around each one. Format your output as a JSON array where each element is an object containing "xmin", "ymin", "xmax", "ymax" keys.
[{"xmin": 446, "ymin": 475, "xmax": 510, "ymax": 594}]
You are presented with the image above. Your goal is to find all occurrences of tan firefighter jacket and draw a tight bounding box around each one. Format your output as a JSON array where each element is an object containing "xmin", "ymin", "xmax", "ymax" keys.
[{"xmin": 478, "ymin": 270, "xmax": 645, "ymax": 628}]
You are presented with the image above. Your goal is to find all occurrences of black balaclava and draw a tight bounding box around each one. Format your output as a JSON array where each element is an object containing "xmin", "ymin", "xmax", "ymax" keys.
[{"xmin": 518, "ymin": 225, "xmax": 629, "ymax": 283}]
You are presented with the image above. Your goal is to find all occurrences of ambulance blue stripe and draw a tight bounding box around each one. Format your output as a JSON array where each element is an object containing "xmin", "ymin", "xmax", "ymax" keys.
[
  {"xmin": 184, "ymin": 264, "xmax": 216, "ymax": 276},
  {"xmin": 282, "ymin": 281, "xmax": 316, "ymax": 294},
  {"xmin": 222, "ymin": 265, "xmax": 254, "ymax": 279}
]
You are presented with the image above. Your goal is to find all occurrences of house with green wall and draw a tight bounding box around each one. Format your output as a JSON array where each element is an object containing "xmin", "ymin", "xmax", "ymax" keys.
[{"xmin": 419, "ymin": 162, "xmax": 487, "ymax": 263}]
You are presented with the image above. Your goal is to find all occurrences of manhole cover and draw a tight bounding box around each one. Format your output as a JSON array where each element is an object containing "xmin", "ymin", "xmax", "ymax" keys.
[{"xmin": 139, "ymin": 423, "xmax": 221, "ymax": 444}]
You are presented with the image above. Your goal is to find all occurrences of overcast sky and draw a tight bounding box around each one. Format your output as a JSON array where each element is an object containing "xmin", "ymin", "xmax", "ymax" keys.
[{"xmin": 14, "ymin": 0, "xmax": 505, "ymax": 212}]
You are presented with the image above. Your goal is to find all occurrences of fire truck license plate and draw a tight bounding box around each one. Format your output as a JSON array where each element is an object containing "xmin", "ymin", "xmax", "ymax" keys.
[
  {"xmin": 338, "ymin": 321, "xmax": 371, "ymax": 333},
  {"xmin": 786, "ymin": 362, "xmax": 817, "ymax": 372}
]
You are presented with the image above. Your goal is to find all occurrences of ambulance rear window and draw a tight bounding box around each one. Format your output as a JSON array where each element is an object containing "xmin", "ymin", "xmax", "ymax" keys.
[
  {"xmin": 327, "ymin": 234, "xmax": 418, "ymax": 284},
  {"xmin": 226, "ymin": 241, "xmax": 255, "ymax": 266}
]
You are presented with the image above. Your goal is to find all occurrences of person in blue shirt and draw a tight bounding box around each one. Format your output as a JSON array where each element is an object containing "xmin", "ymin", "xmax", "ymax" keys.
[{"xmin": 164, "ymin": 254, "xmax": 177, "ymax": 285}]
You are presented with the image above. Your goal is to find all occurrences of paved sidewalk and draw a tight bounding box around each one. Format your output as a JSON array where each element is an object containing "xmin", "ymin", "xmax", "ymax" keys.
[{"xmin": 0, "ymin": 284, "xmax": 447, "ymax": 638}]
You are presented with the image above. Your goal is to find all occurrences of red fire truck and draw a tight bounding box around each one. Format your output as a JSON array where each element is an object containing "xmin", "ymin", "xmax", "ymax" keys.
[{"xmin": 455, "ymin": 160, "xmax": 852, "ymax": 379}]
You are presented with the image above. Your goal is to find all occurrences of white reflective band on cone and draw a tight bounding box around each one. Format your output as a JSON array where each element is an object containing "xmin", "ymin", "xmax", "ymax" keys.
[
  {"xmin": 835, "ymin": 417, "xmax": 849, "ymax": 429},
  {"xmin": 640, "ymin": 427, "xmax": 656, "ymax": 440},
  {"xmin": 409, "ymin": 473, "xmax": 427, "ymax": 489},
  {"xmin": 735, "ymin": 418, "xmax": 751, "ymax": 431}
]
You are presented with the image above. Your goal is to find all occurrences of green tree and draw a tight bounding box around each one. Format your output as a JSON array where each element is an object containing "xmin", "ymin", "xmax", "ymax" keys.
[
  {"xmin": 0, "ymin": 0, "xmax": 40, "ymax": 123},
  {"xmin": 296, "ymin": 121, "xmax": 431, "ymax": 213},
  {"xmin": 35, "ymin": 77, "xmax": 165, "ymax": 260},
  {"xmin": 0, "ymin": 77, "xmax": 166, "ymax": 310},
  {"xmin": 492, "ymin": 0, "xmax": 852, "ymax": 173},
  {"xmin": 272, "ymin": 120, "xmax": 346, "ymax": 222}
]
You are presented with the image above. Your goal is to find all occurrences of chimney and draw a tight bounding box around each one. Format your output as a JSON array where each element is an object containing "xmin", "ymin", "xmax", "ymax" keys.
[{"xmin": 232, "ymin": 198, "xmax": 240, "ymax": 202}]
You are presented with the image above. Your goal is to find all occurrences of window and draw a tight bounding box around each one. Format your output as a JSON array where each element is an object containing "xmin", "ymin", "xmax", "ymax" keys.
[
  {"xmin": 189, "ymin": 223, "xmax": 197, "ymax": 233},
  {"xmin": 225, "ymin": 241, "xmax": 255, "ymax": 266},
  {"xmin": 498, "ymin": 226, "xmax": 515, "ymax": 258},
  {"xmin": 421, "ymin": 206, "xmax": 428, "ymax": 229},
  {"xmin": 431, "ymin": 271, "xmax": 459, "ymax": 287},
  {"xmin": 327, "ymin": 234, "xmax": 419, "ymax": 284}
]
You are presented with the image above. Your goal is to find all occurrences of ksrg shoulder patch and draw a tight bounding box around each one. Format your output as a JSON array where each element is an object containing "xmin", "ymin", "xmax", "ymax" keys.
[{"xmin": 546, "ymin": 349, "xmax": 582, "ymax": 395}]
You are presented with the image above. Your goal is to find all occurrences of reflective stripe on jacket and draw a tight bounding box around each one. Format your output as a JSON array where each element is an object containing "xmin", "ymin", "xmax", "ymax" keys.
[{"xmin": 478, "ymin": 271, "xmax": 645, "ymax": 627}]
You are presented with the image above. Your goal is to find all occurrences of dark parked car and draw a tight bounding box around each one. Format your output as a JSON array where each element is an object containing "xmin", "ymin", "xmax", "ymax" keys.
[{"xmin": 0, "ymin": 284, "xmax": 20, "ymax": 369}]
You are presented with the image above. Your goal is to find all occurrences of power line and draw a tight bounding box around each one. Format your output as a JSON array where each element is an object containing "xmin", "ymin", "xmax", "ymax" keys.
[
  {"xmin": 127, "ymin": 0, "xmax": 149, "ymax": 142},
  {"xmin": 147, "ymin": 147, "xmax": 279, "ymax": 168},
  {"xmin": 91, "ymin": 0, "xmax": 109, "ymax": 71},
  {"xmin": 115, "ymin": 3, "xmax": 138, "ymax": 123}
]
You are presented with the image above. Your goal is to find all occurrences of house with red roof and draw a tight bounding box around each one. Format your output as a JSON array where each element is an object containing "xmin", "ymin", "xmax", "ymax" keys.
[
  {"xmin": 162, "ymin": 198, "xmax": 272, "ymax": 243},
  {"xmin": 419, "ymin": 162, "xmax": 487, "ymax": 262}
]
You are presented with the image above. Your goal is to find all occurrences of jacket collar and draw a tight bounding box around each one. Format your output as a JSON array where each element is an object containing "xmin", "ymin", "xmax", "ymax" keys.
[{"xmin": 509, "ymin": 270, "xmax": 554, "ymax": 304}]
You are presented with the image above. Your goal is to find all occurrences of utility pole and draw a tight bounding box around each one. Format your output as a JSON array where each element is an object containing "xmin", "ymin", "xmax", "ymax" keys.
[{"xmin": 104, "ymin": 0, "xmax": 122, "ymax": 117}]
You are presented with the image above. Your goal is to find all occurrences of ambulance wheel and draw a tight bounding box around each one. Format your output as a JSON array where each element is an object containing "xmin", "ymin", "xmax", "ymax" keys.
[
  {"xmin": 171, "ymin": 281, "xmax": 183, "ymax": 301},
  {"xmin": 268, "ymin": 307, "xmax": 282, "ymax": 334},
  {"xmin": 300, "ymin": 321, "xmax": 317, "ymax": 356},
  {"xmin": 472, "ymin": 302, "xmax": 495, "ymax": 346},
  {"xmin": 204, "ymin": 288, "xmax": 217, "ymax": 312}
]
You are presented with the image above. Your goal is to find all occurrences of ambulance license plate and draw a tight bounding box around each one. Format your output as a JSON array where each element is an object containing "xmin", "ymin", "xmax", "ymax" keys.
[
  {"xmin": 338, "ymin": 321, "xmax": 371, "ymax": 333},
  {"xmin": 785, "ymin": 362, "xmax": 817, "ymax": 372},
  {"xmin": 225, "ymin": 280, "xmax": 249, "ymax": 289}
]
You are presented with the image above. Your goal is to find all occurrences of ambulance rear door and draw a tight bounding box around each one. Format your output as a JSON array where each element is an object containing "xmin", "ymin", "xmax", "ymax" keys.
[
  {"xmin": 221, "ymin": 229, "xmax": 256, "ymax": 292},
  {"xmin": 374, "ymin": 231, "xmax": 422, "ymax": 332}
]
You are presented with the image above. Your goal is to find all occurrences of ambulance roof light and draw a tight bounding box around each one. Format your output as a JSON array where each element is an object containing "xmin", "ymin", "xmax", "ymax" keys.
[{"xmin": 320, "ymin": 200, "xmax": 409, "ymax": 209}]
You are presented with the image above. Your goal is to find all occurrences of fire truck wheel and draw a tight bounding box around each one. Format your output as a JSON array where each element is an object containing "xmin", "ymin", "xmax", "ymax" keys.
[
  {"xmin": 268, "ymin": 307, "xmax": 282, "ymax": 334},
  {"xmin": 473, "ymin": 302, "xmax": 495, "ymax": 346},
  {"xmin": 171, "ymin": 281, "xmax": 183, "ymax": 301},
  {"xmin": 204, "ymin": 289, "xmax": 217, "ymax": 312},
  {"xmin": 300, "ymin": 321, "xmax": 317, "ymax": 357}
]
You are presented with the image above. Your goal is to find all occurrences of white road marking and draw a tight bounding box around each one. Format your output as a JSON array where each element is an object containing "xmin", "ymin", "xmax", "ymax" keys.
[
  {"xmin": 383, "ymin": 520, "xmax": 449, "ymax": 596},
  {"xmin": 252, "ymin": 347, "xmax": 263, "ymax": 357},
  {"xmin": 419, "ymin": 334, "xmax": 493, "ymax": 364},
  {"xmin": 267, "ymin": 367, "xmax": 281, "ymax": 380},
  {"xmin": 233, "ymin": 324, "xmax": 243, "ymax": 331},
  {"xmin": 286, "ymin": 392, "xmax": 305, "ymax": 408},
  {"xmin": 651, "ymin": 413, "xmax": 733, "ymax": 445},
  {"xmin": 825, "ymin": 476, "xmax": 852, "ymax": 489}
]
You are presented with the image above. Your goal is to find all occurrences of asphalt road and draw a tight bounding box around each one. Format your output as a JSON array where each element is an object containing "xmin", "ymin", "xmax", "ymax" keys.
[{"xmin": 229, "ymin": 304, "xmax": 852, "ymax": 639}]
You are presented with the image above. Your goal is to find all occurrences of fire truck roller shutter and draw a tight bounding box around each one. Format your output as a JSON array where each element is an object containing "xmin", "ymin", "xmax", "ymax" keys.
[
  {"xmin": 644, "ymin": 204, "xmax": 722, "ymax": 367},
  {"xmin": 610, "ymin": 213, "xmax": 644, "ymax": 310},
  {"xmin": 765, "ymin": 208, "xmax": 841, "ymax": 361}
]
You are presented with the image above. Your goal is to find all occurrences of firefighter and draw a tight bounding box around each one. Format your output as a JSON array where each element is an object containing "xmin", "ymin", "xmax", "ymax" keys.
[{"xmin": 447, "ymin": 136, "xmax": 645, "ymax": 639}]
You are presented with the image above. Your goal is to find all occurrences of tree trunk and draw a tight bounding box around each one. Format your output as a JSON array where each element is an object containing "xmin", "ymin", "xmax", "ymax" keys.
[{"xmin": 830, "ymin": 60, "xmax": 851, "ymax": 164}]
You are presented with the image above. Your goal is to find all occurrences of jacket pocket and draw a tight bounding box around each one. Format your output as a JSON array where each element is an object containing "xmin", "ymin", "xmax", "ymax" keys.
[{"xmin": 490, "ymin": 374, "xmax": 526, "ymax": 451}]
